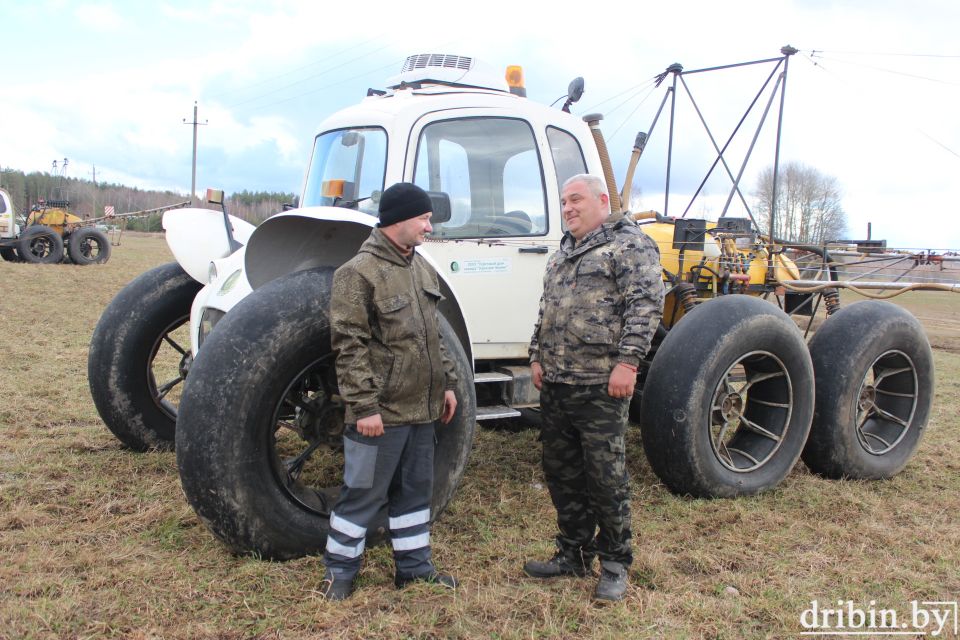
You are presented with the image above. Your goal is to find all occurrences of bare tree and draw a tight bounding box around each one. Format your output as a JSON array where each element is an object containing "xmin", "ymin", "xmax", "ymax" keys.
[{"xmin": 753, "ymin": 161, "xmax": 847, "ymax": 244}]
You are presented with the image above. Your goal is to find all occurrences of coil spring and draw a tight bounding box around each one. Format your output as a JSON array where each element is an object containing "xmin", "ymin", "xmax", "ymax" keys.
[
  {"xmin": 823, "ymin": 288, "xmax": 840, "ymax": 316},
  {"xmin": 676, "ymin": 282, "xmax": 697, "ymax": 314}
]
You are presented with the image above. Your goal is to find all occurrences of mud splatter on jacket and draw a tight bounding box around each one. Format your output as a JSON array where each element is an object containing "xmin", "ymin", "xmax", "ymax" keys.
[
  {"xmin": 529, "ymin": 213, "xmax": 664, "ymax": 385},
  {"xmin": 331, "ymin": 228, "xmax": 457, "ymax": 425}
]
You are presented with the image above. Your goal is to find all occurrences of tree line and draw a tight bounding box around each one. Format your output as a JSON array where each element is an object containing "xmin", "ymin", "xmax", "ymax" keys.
[
  {"xmin": 0, "ymin": 167, "xmax": 295, "ymax": 231},
  {"xmin": 3, "ymin": 162, "xmax": 848, "ymax": 244}
]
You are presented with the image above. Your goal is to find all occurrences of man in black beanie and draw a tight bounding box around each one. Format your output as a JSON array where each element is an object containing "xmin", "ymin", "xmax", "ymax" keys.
[{"xmin": 321, "ymin": 182, "xmax": 460, "ymax": 600}]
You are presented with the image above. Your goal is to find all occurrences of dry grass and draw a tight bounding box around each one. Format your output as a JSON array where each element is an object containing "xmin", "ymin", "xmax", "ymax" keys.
[{"xmin": 1, "ymin": 235, "xmax": 958, "ymax": 639}]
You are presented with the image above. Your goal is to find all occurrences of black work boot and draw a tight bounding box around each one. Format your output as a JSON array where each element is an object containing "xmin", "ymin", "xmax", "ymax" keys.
[
  {"xmin": 319, "ymin": 569, "xmax": 355, "ymax": 601},
  {"xmin": 593, "ymin": 561, "xmax": 629, "ymax": 601},
  {"xmin": 523, "ymin": 549, "xmax": 593, "ymax": 579},
  {"xmin": 395, "ymin": 570, "xmax": 458, "ymax": 590}
]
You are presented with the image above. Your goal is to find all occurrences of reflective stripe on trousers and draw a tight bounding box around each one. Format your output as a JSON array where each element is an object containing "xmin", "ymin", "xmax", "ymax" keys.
[{"xmin": 323, "ymin": 422, "xmax": 436, "ymax": 580}]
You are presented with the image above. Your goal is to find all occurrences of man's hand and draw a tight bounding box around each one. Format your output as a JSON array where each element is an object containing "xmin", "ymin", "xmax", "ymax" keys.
[
  {"xmin": 608, "ymin": 363, "xmax": 637, "ymax": 399},
  {"xmin": 531, "ymin": 361, "xmax": 543, "ymax": 390},
  {"xmin": 440, "ymin": 389, "xmax": 458, "ymax": 424},
  {"xmin": 357, "ymin": 413, "xmax": 385, "ymax": 437}
]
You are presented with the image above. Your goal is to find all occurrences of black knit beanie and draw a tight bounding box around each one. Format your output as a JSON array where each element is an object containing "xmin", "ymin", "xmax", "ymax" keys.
[{"xmin": 377, "ymin": 183, "xmax": 433, "ymax": 227}]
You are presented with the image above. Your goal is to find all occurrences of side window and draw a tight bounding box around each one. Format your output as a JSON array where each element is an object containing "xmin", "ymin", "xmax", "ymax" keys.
[
  {"xmin": 414, "ymin": 139, "xmax": 471, "ymax": 227},
  {"xmin": 414, "ymin": 118, "xmax": 547, "ymax": 239},
  {"xmin": 547, "ymin": 126, "xmax": 587, "ymax": 193}
]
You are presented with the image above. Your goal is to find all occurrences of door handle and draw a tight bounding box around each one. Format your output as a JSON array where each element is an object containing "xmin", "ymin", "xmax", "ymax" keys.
[{"xmin": 519, "ymin": 246, "xmax": 549, "ymax": 254}]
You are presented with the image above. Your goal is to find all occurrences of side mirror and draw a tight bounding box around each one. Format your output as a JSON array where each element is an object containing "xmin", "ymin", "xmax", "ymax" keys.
[
  {"xmin": 427, "ymin": 191, "xmax": 452, "ymax": 224},
  {"xmin": 562, "ymin": 77, "xmax": 585, "ymax": 113},
  {"xmin": 568, "ymin": 77, "xmax": 584, "ymax": 104}
]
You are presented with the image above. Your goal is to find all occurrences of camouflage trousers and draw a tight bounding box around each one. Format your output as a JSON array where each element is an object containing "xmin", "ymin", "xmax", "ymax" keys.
[{"xmin": 539, "ymin": 382, "xmax": 632, "ymax": 566}]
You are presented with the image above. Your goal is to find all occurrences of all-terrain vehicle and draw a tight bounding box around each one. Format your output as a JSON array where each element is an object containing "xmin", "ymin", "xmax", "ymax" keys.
[
  {"xmin": 89, "ymin": 50, "xmax": 940, "ymax": 559},
  {"xmin": 0, "ymin": 189, "xmax": 113, "ymax": 264}
]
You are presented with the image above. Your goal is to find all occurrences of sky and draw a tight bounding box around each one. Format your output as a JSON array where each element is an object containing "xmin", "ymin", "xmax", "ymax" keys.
[{"xmin": 1, "ymin": 0, "xmax": 958, "ymax": 250}]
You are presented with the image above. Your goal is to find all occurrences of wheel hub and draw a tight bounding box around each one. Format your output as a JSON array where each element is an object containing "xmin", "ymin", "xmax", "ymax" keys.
[
  {"xmin": 178, "ymin": 352, "xmax": 193, "ymax": 379},
  {"xmin": 720, "ymin": 392, "xmax": 744, "ymax": 421}
]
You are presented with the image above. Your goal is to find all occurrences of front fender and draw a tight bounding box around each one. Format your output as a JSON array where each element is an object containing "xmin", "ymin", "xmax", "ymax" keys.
[
  {"xmin": 244, "ymin": 207, "xmax": 374, "ymax": 290},
  {"xmin": 244, "ymin": 207, "xmax": 473, "ymax": 363},
  {"xmin": 163, "ymin": 208, "xmax": 256, "ymax": 283}
]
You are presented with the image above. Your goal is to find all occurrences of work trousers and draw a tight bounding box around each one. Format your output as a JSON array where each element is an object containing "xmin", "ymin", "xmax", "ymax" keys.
[
  {"xmin": 323, "ymin": 421, "xmax": 436, "ymax": 580},
  {"xmin": 540, "ymin": 382, "xmax": 633, "ymax": 566}
]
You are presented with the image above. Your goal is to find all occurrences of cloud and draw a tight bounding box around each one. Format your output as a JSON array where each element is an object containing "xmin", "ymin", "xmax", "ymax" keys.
[
  {"xmin": 73, "ymin": 3, "xmax": 127, "ymax": 31},
  {"xmin": 2, "ymin": 0, "xmax": 957, "ymax": 248}
]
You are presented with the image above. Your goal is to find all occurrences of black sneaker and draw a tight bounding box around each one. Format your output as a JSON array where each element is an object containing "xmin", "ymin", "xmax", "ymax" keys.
[
  {"xmin": 593, "ymin": 562, "xmax": 629, "ymax": 601},
  {"xmin": 395, "ymin": 570, "xmax": 458, "ymax": 590},
  {"xmin": 320, "ymin": 569, "xmax": 355, "ymax": 601},
  {"xmin": 523, "ymin": 550, "xmax": 593, "ymax": 579}
]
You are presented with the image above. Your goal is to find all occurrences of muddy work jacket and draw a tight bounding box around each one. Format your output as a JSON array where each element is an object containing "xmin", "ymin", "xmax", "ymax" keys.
[
  {"xmin": 331, "ymin": 228, "xmax": 457, "ymax": 426},
  {"xmin": 529, "ymin": 213, "xmax": 664, "ymax": 386}
]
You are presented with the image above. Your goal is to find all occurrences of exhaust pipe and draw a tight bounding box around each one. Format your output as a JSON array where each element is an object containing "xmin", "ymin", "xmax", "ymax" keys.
[{"xmin": 583, "ymin": 114, "xmax": 622, "ymax": 214}]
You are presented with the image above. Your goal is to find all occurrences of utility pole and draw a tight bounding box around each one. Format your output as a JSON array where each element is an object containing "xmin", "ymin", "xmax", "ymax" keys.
[
  {"xmin": 89, "ymin": 164, "xmax": 98, "ymax": 220},
  {"xmin": 182, "ymin": 101, "xmax": 208, "ymax": 204}
]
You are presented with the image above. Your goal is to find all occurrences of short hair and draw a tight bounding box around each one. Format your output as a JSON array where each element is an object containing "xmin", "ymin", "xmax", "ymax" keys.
[{"xmin": 562, "ymin": 173, "xmax": 608, "ymax": 199}]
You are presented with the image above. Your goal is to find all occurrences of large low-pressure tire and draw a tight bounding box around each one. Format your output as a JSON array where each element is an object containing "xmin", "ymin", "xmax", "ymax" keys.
[
  {"xmin": 88, "ymin": 262, "xmax": 203, "ymax": 451},
  {"xmin": 628, "ymin": 324, "xmax": 667, "ymax": 423},
  {"xmin": 68, "ymin": 227, "xmax": 112, "ymax": 265},
  {"xmin": 176, "ymin": 267, "xmax": 477, "ymax": 560},
  {"xmin": 18, "ymin": 225, "xmax": 64, "ymax": 263},
  {"xmin": 639, "ymin": 295, "xmax": 815, "ymax": 498},
  {"xmin": 801, "ymin": 300, "xmax": 934, "ymax": 479}
]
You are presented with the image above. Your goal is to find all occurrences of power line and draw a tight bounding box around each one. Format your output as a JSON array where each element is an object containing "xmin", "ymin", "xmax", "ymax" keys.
[
  {"xmin": 805, "ymin": 49, "xmax": 960, "ymax": 58},
  {"xmin": 207, "ymin": 33, "xmax": 388, "ymax": 100},
  {"xmin": 582, "ymin": 76, "xmax": 658, "ymax": 114},
  {"xmin": 808, "ymin": 51, "xmax": 960, "ymax": 86},
  {"xmin": 234, "ymin": 59, "xmax": 403, "ymax": 113},
  {"xmin": 919, "ymin": 131, "xmax": 960, "ymax": 160},
  {"xmin": 225, "ymin": 39, "xmax": 401, "ymax": 109},
  {"xmin": 799, "ymin": 54, "xmax": 960, "ymax": 164},
  {"xmin": 231, "ymin": 37, "xmax": 459, "ymax": 114}
]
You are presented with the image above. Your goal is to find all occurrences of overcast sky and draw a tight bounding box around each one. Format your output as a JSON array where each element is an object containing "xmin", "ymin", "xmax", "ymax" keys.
[{"xmin": 2, "ymin": 0, "xmax": 958, "ymax": 249}]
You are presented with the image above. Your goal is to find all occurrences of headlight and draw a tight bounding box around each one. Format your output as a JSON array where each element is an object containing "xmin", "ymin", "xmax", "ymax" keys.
[{"xmin": 198, "ymin": 308, "xmax": 227, "ymax": 348}]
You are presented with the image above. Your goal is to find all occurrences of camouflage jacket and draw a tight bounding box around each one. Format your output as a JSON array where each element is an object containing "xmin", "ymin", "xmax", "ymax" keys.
[
  {"xmin": 331, "ymin": 228, "xmax": 457, "ymax": 425},
  {"xmin": 529, "ymin": 213, "xmax": 664, "ymax": 385}
]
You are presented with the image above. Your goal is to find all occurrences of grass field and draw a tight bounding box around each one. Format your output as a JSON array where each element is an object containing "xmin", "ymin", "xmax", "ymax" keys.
[{"xmin": 1, "ymin": 234, "xmax": 958, "ymax": 639}]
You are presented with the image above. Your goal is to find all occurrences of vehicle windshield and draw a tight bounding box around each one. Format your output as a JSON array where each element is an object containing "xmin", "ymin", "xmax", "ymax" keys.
[{"xmin": 301, "ymin": 127, "xmax": 387, "ymax": 217}]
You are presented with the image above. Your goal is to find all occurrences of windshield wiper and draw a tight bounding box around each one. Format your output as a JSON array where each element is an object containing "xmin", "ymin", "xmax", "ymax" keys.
[{"xmin": 332, "ymin": 196, "xmax": 371, "ymax": 209}]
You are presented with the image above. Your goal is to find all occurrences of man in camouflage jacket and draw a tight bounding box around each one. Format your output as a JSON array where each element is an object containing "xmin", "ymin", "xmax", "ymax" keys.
[
  {"xmin": 525, "ymin": 173, "xmax": 663, "ymax": 601},
  {"xmin": 321, "ymin": 183, "xmax": 459, "ymax": 600}
]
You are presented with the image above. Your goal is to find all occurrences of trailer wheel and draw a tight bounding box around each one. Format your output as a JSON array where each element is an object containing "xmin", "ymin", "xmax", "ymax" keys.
[
  {"xmin": 802, "ymin": 301, "xmax": 933, "ymax": 479},
  {"xmin": 640, "ymin": 295, "xmax": 814, "ymax": 497},
  {"xmin": 176, "ymin": 267, "xmax": 476, "ymax": 560},
  {"xmin": 18, "ymin": 225, "xmax": 64, "ymax": 263},
  {"xmin": 88, "ymin": 262, "xmax": 202, "ymax": 451},
  {"xmin": 68, "ymin": 227, "xmax": 112, "ymax": 265},
  {"xmin": 0, "ymin": 246, "xmax": 20, "ymax": 262}
]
